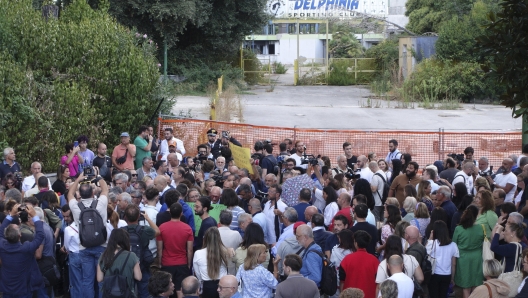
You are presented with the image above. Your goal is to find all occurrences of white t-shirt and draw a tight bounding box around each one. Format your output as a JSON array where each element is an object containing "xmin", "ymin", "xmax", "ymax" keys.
[
  {"xmin": 359, "ymin": 167, "xmax": 374, "ymax": 183},
  {"xmin": 105, "ymin": 220, "xmax": 127, "ymax": 243},
  {"xmin": 140, "ymin": 205, "xmax": 159, "ymax": 256},
  {"xmin": 263, "ymin": 199, "xmax": 288, "ymax": 245},
  {"xmin": 426, "ymin": 240, "xmax": 459, "ymax": 275},
  {"xmin": 376, "ymin": 254, "xmax": 419, "ymax": 283},
  {"xmin": 388, "ymin": 272, "xmax": 414, "ymax": 298},
  {"xmin": 64, "ymin": 222, "xmax": 80, "ymax": 253},
  {"xmin": 371, "ymin": 170, "xmax": 385, "ymax": 206},
  {"xmin": 494, "ymin": 172, "xmax": 517, "ymax": 202},
  {"xmin": 452, "ymin": 171, "xmax": 473, "ymax": 195},
  {"xmin": 290, "ymin": 153, "xmax": 307, "ymax": 169}
]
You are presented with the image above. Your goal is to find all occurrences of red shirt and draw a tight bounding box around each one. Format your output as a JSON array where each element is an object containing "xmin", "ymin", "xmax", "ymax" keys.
[
  {"xmin": 340, "ymin": 248, "xmax": 379, "ymax": 298},
  {"xmin": 329, "ymin": 206, "xmax": 352, "ymax": 231},
  {"xmin": 156, "ymin": 220, "xmax": 194, "ymax": 266}
]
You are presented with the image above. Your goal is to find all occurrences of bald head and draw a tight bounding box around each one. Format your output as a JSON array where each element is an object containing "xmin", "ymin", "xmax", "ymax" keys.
[
  {"xmin": 240, "ymin": 177, "xmax": 252, "ymax": 186},
  {"xmin": 405, "ymin": 225, "xmax": 420, "ymax": 243},
  {"xmin": 181, "ymin": 276, "xmax": 200, "ymax": 295},
  {"xmin": 229, "ymin": 166, "xmax": 239, "ymax": 174},
  {"xmin": 154, "ymin": 176, "xmax": 168, "ymax": 192},
  {"xmin": 358, "ymin": 155, "xmax": 368, "ymax": 168},
  {"xmin": 304, "ymin": 206, "xmax": 318, "ymax": 222},
  {"xmin": 296, "ymin": 224, "xmax": 313, "ymax": 238},
  {"xmin": 388, "ymin": 254, "xmax": 403, "ymax": 266},
  {"xmin": 502, "ymin": 158, "xmax": 514, "ymax": 173},
  {"xmin": 369, "ymin": 161, "xmax": 379, "ymax": 172},
  {"xmin": 220, "ymin": 275, "xmax": 238, "ymax": 287},
  {"xmin": 167, "ymin": 153, "xmax": 179, "ymax": 167}
]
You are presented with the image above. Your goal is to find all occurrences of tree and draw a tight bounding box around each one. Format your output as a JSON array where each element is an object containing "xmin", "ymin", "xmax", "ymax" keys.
[
  {"xmin": 436, "ymin": 1, "xmax": 493, "ymax": 62},
  {"xmin": 477, "ymin": 0, "xmax": 528, "ymax": 119},
  {"xmin": 0, "ymin": 0, "xmax": 160, "ymax": 172},
  {"xmin": 109, "ymin": 0, "xmax": 268, "ymax": 73},
  {"xmin": 329, "ymin": 32, "xmax": 364, "ymax": 58}
]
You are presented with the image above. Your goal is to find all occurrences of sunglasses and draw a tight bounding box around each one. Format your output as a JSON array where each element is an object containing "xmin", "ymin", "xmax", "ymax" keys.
[{"xmin": 131, "ymin": 174, "xmax": 138, "ymax": 177}]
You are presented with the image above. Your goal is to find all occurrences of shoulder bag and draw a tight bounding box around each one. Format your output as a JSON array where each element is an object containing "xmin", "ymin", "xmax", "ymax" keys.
[
  {"xmin": 427, "ymin": 240, "xmax": 437, "ymax": 274},
  {"xmin": 498, "ymin": 242, "xmax": 523, "ymax": 297},
  {"xmin": 482, "ymin": 224, "xmax": 494, "ymax": 261}
]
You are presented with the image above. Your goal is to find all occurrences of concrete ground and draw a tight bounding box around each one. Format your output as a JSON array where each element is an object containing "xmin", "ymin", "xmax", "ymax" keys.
[{"xmin": 172, "ymin": 72, "xmax": 522, "ymax": 131}]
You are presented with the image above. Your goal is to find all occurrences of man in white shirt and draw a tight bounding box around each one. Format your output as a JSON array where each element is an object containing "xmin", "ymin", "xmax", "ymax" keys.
[
  {"xmin": 487, "ymin": 158, "xmax": 517, "ymax": 203},
  {"xmin": 357, "ymin": 155, "xmax": 373, "ymax": 182},
  {"xmin": 290, "ymin": 141, "xmax": 307, "ymax": 170},
  {"xmin": 332, "ymin": 155, "xmax": 349, "ymax": 178},
  {"xmin": 64, "ymin": 220, "xmax": 82, "ymax": 298},
  {"xmin": 452, "ymin": 161, "xmax": 475, "ymax": 195},
  {"xmin": 141, "ymin": 187, "xmax": 160, "ymax": 256},
  {"xmin": 263, "ymin": 184, "xmax": 288, "ymax": 245},
  {"xmin": 416, "ymin": 168, "xmax": 440, "ymax": 193},
  {"xmin": 386, "ymin": 255, "xmax": 414, "ymax": 298},
  {"xmin": 159, "ymin": 127, "xmax": 185, "ymax": 162},
  {"xmin": 385, "ymin": 139, "xmax": 402, "ymax": 169},
  {"xmin": 22, "ymin": 162, "xmax": 50, "ymax": 192},
  {"xmin": 218, "ymin": 210, "xmax": 243, "ymax": 274},
  {"xmin": 369, "ymin": 161, "xmax": 386, "ymax": 221},
  {"xmin": 248, "ymin": 199, "xmax": 270, "ymax": 243}
]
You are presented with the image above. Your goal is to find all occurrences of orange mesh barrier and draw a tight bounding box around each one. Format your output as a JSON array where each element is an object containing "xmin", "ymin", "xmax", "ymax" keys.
[{"xmin": 159, "ymin": 118, "xmax": 522, "ymax": 168}]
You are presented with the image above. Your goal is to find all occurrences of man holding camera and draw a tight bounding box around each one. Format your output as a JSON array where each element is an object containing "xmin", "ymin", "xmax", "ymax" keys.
[
  {"xmin": 343, "ymin": 142, "xmax": 358, "ymax": 168},
  {"xmin": 332, "ymin": 155, "xmax": 349, "ymax": 178},
  {"xmin": 487, "ymin": 158, "xmax": 517, "ymax": 203},
  {"xmin": 134, "ymin": 125, "xmax": 154, "ymax": 170},
  {"xmin": 112, "ymin": 132, "xmax": 136, "ymax": 171},
  {"xmin": 68, "ymin": 172, "xmax": 108, "ymax": 298}
]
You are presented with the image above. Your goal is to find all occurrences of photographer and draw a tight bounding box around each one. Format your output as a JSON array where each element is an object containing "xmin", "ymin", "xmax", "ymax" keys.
[
  {"xmin": 452, "ymin": 161, "xmax": 475, "ymax": 195},
  {"xmin": 332, "ymin": 155, "xmax": 349, "ymax": 178},
  {"xmin": 477, "ymin": 157, "xmax": 493, "ymax": 177},
  {"xmin": 487, "ymin": 158, "xmax": 517, "ymax": 203},
  {"xmin": 68, "ymin": 172, "xmax": 109, "ymax": 298}
]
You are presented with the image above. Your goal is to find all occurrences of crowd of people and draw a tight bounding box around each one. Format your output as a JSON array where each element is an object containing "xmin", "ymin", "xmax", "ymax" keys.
[{"xmin": 1, "ymin": 125, "xmax": 528, "ymax": 298}]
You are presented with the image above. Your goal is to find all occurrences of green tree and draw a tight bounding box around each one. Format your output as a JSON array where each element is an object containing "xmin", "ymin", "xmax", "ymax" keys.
[
  {"xmin": 329, "ymin": 32, "xmax": 364, "ymax": 58},
  {"xmin": 108, "ymin": 0, "xmax": 268, "ymax": 77},
  {"xmin": 435, "ymin": 1, "xmax": 493, "ymax": 62},
  {"xmin": 405, "ymin": 0, "xmax": 448, "ymax": 34},
  {"xmin": 477, "ymin": 0, "xmax": 528, "ymax": 119},
  {"xmin": 0, "ymin": 0, "xmax": 160, "ymax": 172}
]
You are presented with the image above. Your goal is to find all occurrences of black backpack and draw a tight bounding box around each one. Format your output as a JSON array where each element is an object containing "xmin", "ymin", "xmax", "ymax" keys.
[
  {"xmin": 263, "ymin": 155, "xmax": 279, "ymax": 176},
  {"xmin": 78, "ymin": 200, "xmax": 107, "ymax": 248},
  {"xmin": 374, "ymin": 173, "xmax": 390, "ymax": 204},
  {"xmin": 37, "ymin": 255, "xmax": 61, "ymax": 287},
  {"xmin": 306, "ymin": 249, "xmax": 338, "ymax": 296},
  {"xmin": 412, "ymin": 247, "xmax": 432, "ymax": 285},
  {"xmin": 122, "ymin": 225, "xmax": 154, "ymax": 271},
  {"xmin": 101, "ymin": 250, "xmax": 136, "ymax": 298}
]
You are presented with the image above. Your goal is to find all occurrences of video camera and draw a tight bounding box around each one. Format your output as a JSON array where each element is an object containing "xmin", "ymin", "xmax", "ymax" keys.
[
  {"xmin": 300, "ymin": 146, "xmax": 320, "ymax": 166},
  {"xmin": 345, "ymin": 166, "xmax": 361, "ymax": 180},
  {"xmin": 14, "ymin": 172, "xmax": 23, "ymax": 182},
  {"xmin": 211, "ymin": 173, "xmax": 226, "ymax": 187},
  {"xmin": 447, "ymin": 153, "xmax": 465, "ymax": 163},
  {"xmin": 479, "ymin": 165, "xmax": 495, "ymax": 178}
]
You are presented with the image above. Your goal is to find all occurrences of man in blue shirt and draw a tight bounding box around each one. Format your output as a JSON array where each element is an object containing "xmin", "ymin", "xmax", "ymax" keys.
[
  {"xmin": 0, "ymin": 147, "xmax": 21, "ymax": 180},
  {"xmin": 0, "ymin": 204, "xmax": 46, "ymax": 297},
  {"xmin": 296, "ymin": 224, "xmax": 323, "ymax": 287}
]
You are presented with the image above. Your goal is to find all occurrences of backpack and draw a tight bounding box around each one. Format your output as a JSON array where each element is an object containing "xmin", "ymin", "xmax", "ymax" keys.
[
  {"xmin": 306, "ymin": 249, "xmax": 338, "ymax": 296},
  {"xmin": 412, "ymin": 246, "xmax": 432, "ymax": 285},
  {"xmin": 37, "ymin": 255, "xmax": 61, "ymax": 287},
  {"xmin": 374, "ymin": 173, "xmax": 390, "ymax": 204},
  {"xmin": 78, "ymin": 200, "xmax": 107, "ymax": 248},
  {"xmin": 101, "ymin": 250, "xmax": 136, "ymax": 298},
  {"xmin": 122, "ymin": 225, "xmax": 154, "ymax": 271},
  {"xmin": 263, "ymin": 155, "xmax": 279, "ymax": 176}
]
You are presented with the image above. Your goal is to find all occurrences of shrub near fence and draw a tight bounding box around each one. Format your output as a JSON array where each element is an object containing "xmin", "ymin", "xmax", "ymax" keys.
[{"xmin": 159, "ymin": 119, "xmax": 521, "ymax": 168}]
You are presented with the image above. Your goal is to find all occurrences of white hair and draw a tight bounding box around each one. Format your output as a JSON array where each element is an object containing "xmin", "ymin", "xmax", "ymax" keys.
[
  {"xmin": 3, "ymin": 148, "xmax": 13, "ymax": 158},
  {"xmin": 120, "ymin": 192, "xmax": 132, "ymax": 204}
]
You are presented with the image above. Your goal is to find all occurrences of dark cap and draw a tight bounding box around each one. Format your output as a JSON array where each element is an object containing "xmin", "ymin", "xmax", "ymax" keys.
[{"xmin": 207, "ymin": 128, "xmax": 218, "ymax": 136}]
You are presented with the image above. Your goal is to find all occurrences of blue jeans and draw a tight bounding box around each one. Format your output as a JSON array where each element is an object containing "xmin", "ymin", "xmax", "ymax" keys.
[
  {"xmin": 136, "ymin": 269, "xmax": 151, "ymax": 298},
  {"xmin": 69, "ymin": 252, "xmax": 83, "ymax": 298},
  {"xmin": 80, "ymin": 246, "xmax": 105, "ymax": 298}
]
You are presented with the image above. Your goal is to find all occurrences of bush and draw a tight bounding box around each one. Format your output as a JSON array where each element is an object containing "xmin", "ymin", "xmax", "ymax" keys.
[
  {"xmin": 0, "ymin": 0, "xmax": 161, "ymax": 172},
  {"xmin": 403, "ymin": 58, "xmax": 502, "ymax": 102},
  {"xmin": 327, "ymin": 59, "xmax": 377, "ymax": 85},
  {"xmin": 273, "ymin": 62, "xmax": 288, "ymax": 74}
]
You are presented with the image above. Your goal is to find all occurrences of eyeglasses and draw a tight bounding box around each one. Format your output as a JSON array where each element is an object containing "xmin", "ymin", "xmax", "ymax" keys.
[{"xmin": 131, "ymin": 174, "xmax": 138, "ymax": 177}]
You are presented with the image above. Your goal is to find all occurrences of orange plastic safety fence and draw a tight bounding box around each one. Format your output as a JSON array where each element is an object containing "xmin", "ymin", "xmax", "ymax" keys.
[{"xmin": 159, "ymin": 118, "xmax": 521, "ymax": 168}]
